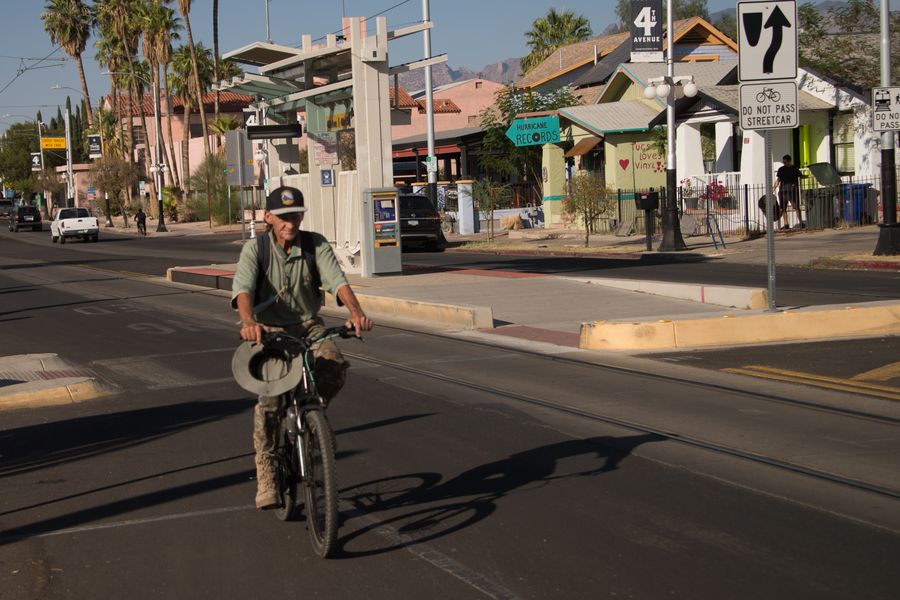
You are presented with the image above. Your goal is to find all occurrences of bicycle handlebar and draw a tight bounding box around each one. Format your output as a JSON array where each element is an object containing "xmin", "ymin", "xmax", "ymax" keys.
[{"xmin": 259, "ymin": 325, "xmax": 357, "ymax": 355}]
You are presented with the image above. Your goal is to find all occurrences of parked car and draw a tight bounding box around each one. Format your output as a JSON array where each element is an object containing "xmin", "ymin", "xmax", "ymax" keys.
[
  {"xmin": 0, "ymin": 198, "xmax": 13, "ymax": 219},
  {"xmin": 8, "ymin": 205, "xmax": 42, "ymax": 232},
  {"xmin": 399, "ymin": 194, "xmax": 445, "ymax": 251},
  {"xmin": 51, "ymin": 207, "xmax": 100, "ymax": 243}
]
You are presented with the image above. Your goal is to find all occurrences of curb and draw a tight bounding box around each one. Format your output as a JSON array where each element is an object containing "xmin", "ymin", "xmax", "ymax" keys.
[
  {"xmin": 580, "ymin": 301, "xmax": 900, "ymax": 351},
  {"xmin": 566, "ymin": 277, "xmax": 768, "ymax": 310},
  {"xmin": 168, "ymin": 267, "xmax": 494, "ymax": 330},
  {"xmin": 329, "ymin": 293, "xmax": 493, "ymax": 330},
  {"xmin": 0, "ymin": 378, "xmax": 116, "ymax": 411},
  {"xmin": 809, "ymin": 258, "xmax": 900, "ymax": 271}
]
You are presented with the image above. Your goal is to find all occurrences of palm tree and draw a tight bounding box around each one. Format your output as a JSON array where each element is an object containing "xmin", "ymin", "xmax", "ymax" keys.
[
  {"xmin": 94, "ymin": 34, "xmax": 128, "ymax": 160},
  {"xmin": 139, "ymin": 0, "xmax": 181, "ymax": 188},
  {"xmin": 213, "ymin": 0, "xmax": 220, "ymax": 124},
  {"xmin": 177, "ymin": 0, "xmax": 211, "ymax": 155},
  {"xmin": 42, "ymin": 0, "xmax": 96, "ymax": 129},
  {"xmin": 521, "ymin": 8, "xmax": 593, "ymax": 74}
]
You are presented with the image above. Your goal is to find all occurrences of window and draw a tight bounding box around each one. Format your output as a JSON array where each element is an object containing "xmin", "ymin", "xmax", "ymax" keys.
[
  {"xmin": 475, "ymin": 81, "xmax": 482, "ymax": 89},
  {"xmin": 467, "ymin": 115, "xmax": 478, "ymax": 125},
  {"xmin": 832, "ymin": 113, "xmax": 855, "ymax": 175}
]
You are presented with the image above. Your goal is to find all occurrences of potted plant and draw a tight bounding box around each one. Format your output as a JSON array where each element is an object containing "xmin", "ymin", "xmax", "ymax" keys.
[
  {"xmin": 701, "ymin": 180, "xmax": 735, "ymax": 210},
  {"xmin": 680, "ymin": 178, "xmax": 699, "ymax": 209}
]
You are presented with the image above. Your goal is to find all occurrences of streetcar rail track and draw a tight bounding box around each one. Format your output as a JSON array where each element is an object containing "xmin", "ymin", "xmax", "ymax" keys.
[{"xmin": 345, "ymin": 348, "xmax": 900, "ymax": 501}]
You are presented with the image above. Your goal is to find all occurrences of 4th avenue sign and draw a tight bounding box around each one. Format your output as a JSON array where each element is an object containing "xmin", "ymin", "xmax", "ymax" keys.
[{"xmin": 505, "ymin": 116, "xmax": 561, "ymax": 147}]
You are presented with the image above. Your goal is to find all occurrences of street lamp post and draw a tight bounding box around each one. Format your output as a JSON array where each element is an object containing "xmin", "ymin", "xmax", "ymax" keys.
[
  {"xmin": 646, "ymin": 1, "xmax": 695, "ymax": 252},
  {"xmin": 643, "ymin": 71, "xmax": 698, "ymax": 251},
  {"xmin": 103, "ymin": 70, "xmax": 167, "ymax": 232}
]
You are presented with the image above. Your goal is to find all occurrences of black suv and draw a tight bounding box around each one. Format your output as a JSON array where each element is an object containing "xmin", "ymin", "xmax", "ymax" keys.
[
  {"xmin": 9, "ymin": 205, "xmax": 42, "ymax": 232},
  {"xmin": 399, "ymin": 194, "xmax": 445, "ymax": 251}
]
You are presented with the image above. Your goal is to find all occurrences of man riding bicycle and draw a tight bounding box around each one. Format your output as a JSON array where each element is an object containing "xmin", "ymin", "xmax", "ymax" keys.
[
  {"xmin": 231, "ymin": 186, "xmax": 373, "ymax": 509},
  {"xmin": 135, "ymin": 207, "xmax": 147, "ymax": 236}
]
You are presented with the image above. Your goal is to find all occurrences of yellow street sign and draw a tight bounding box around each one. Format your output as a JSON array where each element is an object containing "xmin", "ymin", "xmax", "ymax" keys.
[{"xmin": 41, "ymin": 137, "xmax": 67, "ymax": 149}]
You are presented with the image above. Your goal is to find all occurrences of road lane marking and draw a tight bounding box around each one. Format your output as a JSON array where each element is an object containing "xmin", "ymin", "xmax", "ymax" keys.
[
  {"xmin": 0, "ymin": 505, "xmax": 254, "ymax": 544},
  {"xmin": 853, "ymin": 361, "xmax": 900, "ymax": 383},
  {"xmin": 723, "ymin": 365, "xmax": 900, "ymax": 401}
]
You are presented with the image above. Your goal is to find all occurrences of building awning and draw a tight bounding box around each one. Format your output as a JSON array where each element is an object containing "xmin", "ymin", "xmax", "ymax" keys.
[
  {"xmin": 559, "ymin": 101, "xmax": 662, "ymax": 135},
  {"xmin": 565, "ymin": 136, "xmax": 602, "ymax": 157},
  {"xmin": 393, "ymin": 144, "xmax": 460, "ymax": 159},
  {"xmin": 223, "ymin": 42, "xmax": 305, "ymax": 67}
]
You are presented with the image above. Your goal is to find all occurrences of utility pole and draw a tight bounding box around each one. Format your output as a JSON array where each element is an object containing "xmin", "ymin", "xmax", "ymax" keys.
[
  {"xmin": 64, "ymin": 108, "xmax": 74, "ymax": 207},
  {"xmin": 875, "ymin": 0, "xmax": 899, "ymax": 255},
  {"xmin": 422, "ymin": 0, "xmax": 437, "ymax": 205},
  {"xmin": 657, "ymin": 0, "xmax": 687, "ymax": 251}
]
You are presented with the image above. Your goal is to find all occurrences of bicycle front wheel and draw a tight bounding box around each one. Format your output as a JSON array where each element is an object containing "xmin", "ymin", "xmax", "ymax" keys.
[{"xmin": 302, "ymin": 409, "xmax": 338, "ymax": 558}]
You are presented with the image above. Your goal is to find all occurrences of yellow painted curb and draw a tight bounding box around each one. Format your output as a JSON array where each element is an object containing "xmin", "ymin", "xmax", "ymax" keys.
[
  {"xmin": 0, "ymin": 379, "xmax": 115, "ymax": 411},
  {"xmin": 325, "ymin": 293, "xmax": 493, "ymax": 330},
  {"xmin": 580, "ymin": 302, "xmax": 900, "ymax": 351}
]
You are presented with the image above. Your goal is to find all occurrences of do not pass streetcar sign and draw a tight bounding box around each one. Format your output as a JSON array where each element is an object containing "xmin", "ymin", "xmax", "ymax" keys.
[
  {"xmin": 739, "ymin": 82, "xmax": 798, "ymax": 130},
  {"xmin": 872, "ymin": 87, "xmax": 900, "ymax": 132},
  {"xmin": 505, "ymin": 115, "xmax": 561, "ymax": 147}
]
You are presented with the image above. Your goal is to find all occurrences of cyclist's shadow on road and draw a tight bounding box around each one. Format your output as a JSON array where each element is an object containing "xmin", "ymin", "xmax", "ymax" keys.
[{"xmin": 336, "ymin": 433, "xmax": 662, "ymax": 558}]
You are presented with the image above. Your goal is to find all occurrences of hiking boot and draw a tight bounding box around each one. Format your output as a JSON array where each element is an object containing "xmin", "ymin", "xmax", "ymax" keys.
[{"xmin": 255, "ymin": 457, "xmax": 278, "ymax": 509}]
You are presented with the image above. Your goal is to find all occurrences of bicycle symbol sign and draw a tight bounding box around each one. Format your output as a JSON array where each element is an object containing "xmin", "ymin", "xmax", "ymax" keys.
[
  {"xmin": 737, "ymin": 1, "xmax": 798, "ymax": 83},
  {"xmin": 739, "ymin": 81, "xmax": 798, "ymax": 131}
]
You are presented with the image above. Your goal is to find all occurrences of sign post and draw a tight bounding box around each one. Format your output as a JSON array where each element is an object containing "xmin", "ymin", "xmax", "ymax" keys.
[{"xmin": 738, "ymin": 0, "xmax": 799, "ymax": 311}]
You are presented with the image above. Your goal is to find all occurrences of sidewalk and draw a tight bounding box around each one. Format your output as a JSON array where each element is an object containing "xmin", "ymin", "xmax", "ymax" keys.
[{"xmin": 162, "ymin": 223, "xmax": 899, "ymax": 352}]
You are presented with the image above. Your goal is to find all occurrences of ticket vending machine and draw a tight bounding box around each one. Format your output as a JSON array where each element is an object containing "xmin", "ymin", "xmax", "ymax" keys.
[{"xmin": 361, "ymin": 188, "xmax": 402, "ymax": 276}]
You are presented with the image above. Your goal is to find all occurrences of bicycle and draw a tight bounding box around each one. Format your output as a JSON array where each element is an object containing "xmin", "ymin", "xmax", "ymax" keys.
[
  {"xmin": 756, "ymin": 87, "xmax": 781, "ymax": 102},
  {"xmin": 260, "ymin": 325, "xmax": 355, "ymax": 558},
  {"xmin": 136, "ymin": 221, "xmax": 147, "ymax": 236}
]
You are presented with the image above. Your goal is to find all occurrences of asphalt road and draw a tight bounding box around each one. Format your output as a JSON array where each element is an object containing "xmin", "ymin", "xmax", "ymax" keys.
[{"xmin": 2, "ymin": 231, "xmax": 900, "ymax": 598}]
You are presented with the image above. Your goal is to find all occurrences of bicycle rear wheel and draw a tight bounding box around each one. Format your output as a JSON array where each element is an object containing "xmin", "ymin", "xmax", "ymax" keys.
[{"xmin": 302, "ymin": 409, "xmax": 338, "ymax": 558}]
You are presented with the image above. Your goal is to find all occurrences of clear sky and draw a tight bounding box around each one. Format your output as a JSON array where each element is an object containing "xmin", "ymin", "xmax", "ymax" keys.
[{"xmin": 0, "ymin": 0, "xmax": 895, "ymax": 135}]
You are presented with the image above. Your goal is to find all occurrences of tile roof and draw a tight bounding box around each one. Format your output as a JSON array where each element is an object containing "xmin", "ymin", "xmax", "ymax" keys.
[
  {"xmin": 390, "ymin": 86, "xmax": 418, "ymax": 109},
  {"xmin": 417, "ymin": 98, "xmax": 461, "ymax": 114},
  {"xmin": 617, "ymin": 60, "xmax": 738, "ymax": 89},
  {"xmin": 109, "ymin": 91, "xmax": 253, "ymax": 115}
]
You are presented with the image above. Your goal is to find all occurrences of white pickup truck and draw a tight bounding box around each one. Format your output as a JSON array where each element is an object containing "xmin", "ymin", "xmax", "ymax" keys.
[{"xmin": 51, "ymin": 207, "xmax": 100, "ymax": 243}]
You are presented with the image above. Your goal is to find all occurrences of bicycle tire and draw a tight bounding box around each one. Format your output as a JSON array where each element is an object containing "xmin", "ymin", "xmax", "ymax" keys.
[
  {"xmin": 303, "ymin": 409, "xmax": 338, "ymax": 558},
  {"xmin": 274, "ymin": 428, "xmax": 298, "ymax": 521}
]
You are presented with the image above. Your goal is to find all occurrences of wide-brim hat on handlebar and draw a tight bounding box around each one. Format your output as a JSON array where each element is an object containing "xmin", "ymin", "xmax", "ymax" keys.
[{"xmin": 232, "ymin": 341, "xmax": 303, "ymax": 396}]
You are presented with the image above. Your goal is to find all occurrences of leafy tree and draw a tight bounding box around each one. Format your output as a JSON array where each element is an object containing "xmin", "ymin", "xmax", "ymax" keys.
[
  {"xmin": 616, "ymin": 0, "xmax": 709, "ymax": 31},
  {"xmin": 169, "ymin": 42, "xmax": 215, "ymax": 192},
  {"xmin": 42, "ymin": 0, "xmax": 96, "ymax": 128},
  {"xmin": 472, "ymin": 179, "xmax": 511, "ymax": 242},
  {"xmin": 521, "ymin": 8, "xmax": 592, "ymax": 74},
  {"xmin": 713, "ymin": 11, "xmax": 736, "ymax": 41},
  {"xmin": 478, "ymin": 84, "xmax": 581, "ymax": 190},
  {"xmin": 91, "ymin": 154, "xmax": 139, "ymax": 225},
  {"xmin": 798, "ymin": 0, "xmax": 898, "ymax": 88},
  {"xmin": 33, "ymin": 167, "xmax": 67, "ymax": 212},
  {"xmin": 563, "ymin": 171, "xmax": 613, "ymax": 246},
  {"xmin": 185, "ymin": 153, "xmax": 237, "ymax": 225}
]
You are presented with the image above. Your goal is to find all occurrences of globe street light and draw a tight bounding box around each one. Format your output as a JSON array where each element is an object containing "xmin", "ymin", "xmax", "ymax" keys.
[{"xmin": 103, "ymin": 70, "xmax": 168, "ymax": 232}]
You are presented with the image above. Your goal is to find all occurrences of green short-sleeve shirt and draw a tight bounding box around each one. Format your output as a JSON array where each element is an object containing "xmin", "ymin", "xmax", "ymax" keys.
[{"xmin": 231, "ymin": 231, "xmax": 349, "ymax": 326}]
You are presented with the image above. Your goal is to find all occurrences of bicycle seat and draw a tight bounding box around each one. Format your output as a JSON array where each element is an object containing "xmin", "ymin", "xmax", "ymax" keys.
[{"xmin": 232, "ymin": 340, "xmax": 303, "ymax": 396}]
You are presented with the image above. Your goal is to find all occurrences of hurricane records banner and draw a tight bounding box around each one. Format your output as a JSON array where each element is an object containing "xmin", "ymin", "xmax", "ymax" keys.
[{"xmin": 630, "ymin": 0, "xmax": 664, "ymax": 63}]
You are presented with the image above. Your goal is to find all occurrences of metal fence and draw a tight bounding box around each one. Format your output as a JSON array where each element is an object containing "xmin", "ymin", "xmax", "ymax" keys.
[{"xmin": 608, "ymin": 175, "xmax": 890, "ymax": 239}]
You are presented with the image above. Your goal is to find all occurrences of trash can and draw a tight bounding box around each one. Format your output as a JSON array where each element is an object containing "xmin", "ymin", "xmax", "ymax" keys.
[
  {"xmin": 804, "ymin": 187, "xmax": 838, "ymax": 229},
  {"xmin": 840, "ymin": 183, "xmax": 875, "ymax": 224}
]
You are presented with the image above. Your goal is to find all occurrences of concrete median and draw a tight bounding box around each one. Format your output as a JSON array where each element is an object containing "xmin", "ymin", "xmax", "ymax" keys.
[
  {"xmin": 0, "ymin": 353, "xmax": 117, "ymax": 410},
  {"xmin": 580, "ymin": 301, "xmax": 900, "ymax": 351},
  {"xmin": 326, "ymin": 292, "xmax": 494, "ymax": 330},
  {"xmin": 568, "ymin": 277, "xmax": 769, "ymax": 310}
]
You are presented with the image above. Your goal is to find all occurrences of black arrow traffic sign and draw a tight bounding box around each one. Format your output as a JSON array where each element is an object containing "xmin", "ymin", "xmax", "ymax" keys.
[{"xmin": 763, "ymin": 6, "xmax": 791, "ymax": 74}]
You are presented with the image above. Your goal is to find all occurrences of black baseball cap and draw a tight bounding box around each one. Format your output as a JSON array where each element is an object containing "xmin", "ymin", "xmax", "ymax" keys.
[{"xmin": 266, "ymin": 186, "xmax": 306, "ymax": 215}]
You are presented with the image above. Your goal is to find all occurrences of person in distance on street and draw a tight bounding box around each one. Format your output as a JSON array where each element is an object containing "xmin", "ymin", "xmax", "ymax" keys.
[
  {"xmin": 231, "ymin": 185, "xmax": 373, "ymax": 510},
  {"xmin": 135, "ymin": 207, "xmax": 147, "ymax": 236},
  {"xmin": 773, "ymin": 154, "xmax": 808, "ymax": 230}
]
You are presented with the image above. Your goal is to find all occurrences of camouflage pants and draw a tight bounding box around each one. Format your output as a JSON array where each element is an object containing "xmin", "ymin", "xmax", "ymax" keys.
[{"xmin": 253, "ymin": 318, "xmax": 348, "ymax": 464}]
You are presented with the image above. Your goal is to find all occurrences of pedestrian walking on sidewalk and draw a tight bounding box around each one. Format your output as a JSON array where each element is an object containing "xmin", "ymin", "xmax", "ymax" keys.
[{"xmin": 773, "ymin": 154, "xmax": 808, "ymax": 230}]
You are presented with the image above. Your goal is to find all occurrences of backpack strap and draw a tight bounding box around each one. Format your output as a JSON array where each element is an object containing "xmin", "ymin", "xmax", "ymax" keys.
[
  {"xmin": 253, "ymin": 232, "xmax": 271, "ymax": 308},
  {"xmin": 298, "ymin": 231, "xmax": 322, "ymax": 300}
]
